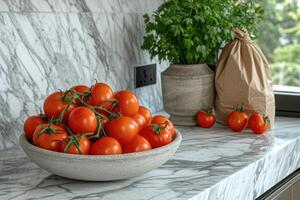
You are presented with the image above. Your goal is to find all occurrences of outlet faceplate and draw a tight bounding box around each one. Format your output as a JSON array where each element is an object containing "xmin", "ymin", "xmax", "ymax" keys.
[{"xmin": 135, "ymin": 64, "xmax": 157, "ymax": 88}]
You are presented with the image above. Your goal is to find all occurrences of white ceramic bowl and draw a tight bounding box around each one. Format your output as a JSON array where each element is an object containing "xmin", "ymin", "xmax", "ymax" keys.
[{"xmin": 19, "ymin": 130, "xmax": 182, "ymax": 181}]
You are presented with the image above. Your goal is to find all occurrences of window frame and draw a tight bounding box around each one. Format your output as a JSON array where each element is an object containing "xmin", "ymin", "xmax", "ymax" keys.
[{"xmin": 275, "ymin": 91, "xmax": 300, "ymax": 117}]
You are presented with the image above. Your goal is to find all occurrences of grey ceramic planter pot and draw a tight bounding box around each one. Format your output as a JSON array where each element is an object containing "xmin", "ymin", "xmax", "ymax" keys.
[{"xmin": 161, "ymin": 64, "xmax": 214, "ymax": 126}]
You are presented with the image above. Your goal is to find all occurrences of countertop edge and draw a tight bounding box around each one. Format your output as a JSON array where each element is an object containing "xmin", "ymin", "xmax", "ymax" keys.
[{"xmin": 190, "ymin": 137, "xmax": 300, "ymax": 200}]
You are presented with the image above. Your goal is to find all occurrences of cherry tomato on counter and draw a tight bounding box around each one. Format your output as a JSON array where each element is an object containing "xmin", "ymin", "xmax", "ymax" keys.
[
  {"xmin": 196, "ymin": 110, "xmax": 216, "ymax": 128},
  {"xmin": 249, "ymin": 113, "xmax": 270, "ymax": 134},
  {"xmin": 227, "ymin": 108, "xmax": 248, "ymax": 132}
]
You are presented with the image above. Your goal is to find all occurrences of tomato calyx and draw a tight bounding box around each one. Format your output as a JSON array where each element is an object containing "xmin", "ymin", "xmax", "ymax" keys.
[
  {"xmin": 63, "ymin": 135, "xmax": 83, "ymax": 154},
  {"xmin": 233, "ymin": 104, "xmax": 245, "ymax": 112},
  {"xmin": 34, "ymin": 124, "xmax": 63, "ymax": 141},
  {"xmin": 151, "ymin": 121, "xmax": 168, "ymax": 135},
  {"xmin": 262, "ymin": 114, "xmax": 270, "ymax": 124},
  {"xmin": 36, "ymin": 125, "xmax": 52, "ymax": 139},
  {"xmin": 59, "ymin": 90, "xmax": 73, "ymax": 103},
  {"xmin": 201, "ymin": 108, "xmax": 213, "ymax": 115}
]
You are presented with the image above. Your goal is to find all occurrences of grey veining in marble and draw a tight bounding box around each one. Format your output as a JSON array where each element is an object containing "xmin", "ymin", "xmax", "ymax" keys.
[
  {"xmin": 0, "ymin": 0, "xmax": 167, "ymax": 149},
  {"xmin": 0, "ymin": 0, "xmax": 163, "ymax": 13},
  {"xmin": 1, "ymin": 117, "xmax": 300, "ymax": 200}
]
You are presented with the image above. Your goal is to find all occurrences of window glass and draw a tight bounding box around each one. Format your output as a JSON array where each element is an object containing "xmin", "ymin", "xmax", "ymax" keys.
[{"xmin": 256, "ymin": 0, "xmax": 300, "ymax": 92}]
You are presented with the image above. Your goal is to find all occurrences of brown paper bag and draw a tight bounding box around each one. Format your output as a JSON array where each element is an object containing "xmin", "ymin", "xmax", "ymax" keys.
[{"xmin": 215, "ymin": 29, "xmax": 275, "ymax": 127}]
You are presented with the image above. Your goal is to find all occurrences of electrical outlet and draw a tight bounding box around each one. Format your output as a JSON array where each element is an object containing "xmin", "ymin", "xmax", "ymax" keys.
[{"xmin": 135, "ymin": 64, "xmax": 157, "ymax": 88}]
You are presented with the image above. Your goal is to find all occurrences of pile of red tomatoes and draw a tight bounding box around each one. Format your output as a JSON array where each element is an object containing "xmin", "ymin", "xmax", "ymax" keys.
[{"xmin": 23, "ymin": 83, "xmax": 175, "ymax": 155}]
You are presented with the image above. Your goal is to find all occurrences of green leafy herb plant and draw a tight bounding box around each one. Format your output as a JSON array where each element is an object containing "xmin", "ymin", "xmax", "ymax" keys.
[{"xmin": 142, "ymin": 0, "xmax": 264, "ymax": 68}]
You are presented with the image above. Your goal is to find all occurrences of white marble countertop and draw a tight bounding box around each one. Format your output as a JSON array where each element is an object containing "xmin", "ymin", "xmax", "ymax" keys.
[{"xmin": 1, "ymin": 116, "xmax": 300, "ymax": 200}]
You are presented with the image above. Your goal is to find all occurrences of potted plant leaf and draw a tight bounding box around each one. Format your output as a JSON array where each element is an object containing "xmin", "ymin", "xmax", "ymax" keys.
[{"xmin": 142, "ymin": 0, "xmax": 263, "ymax": 125}]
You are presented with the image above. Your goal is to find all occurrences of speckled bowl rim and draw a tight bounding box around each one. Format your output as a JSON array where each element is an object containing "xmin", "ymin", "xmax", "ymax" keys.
[{"xmin": 19, "ymin": 130, "xmax": 182, "ymax": 160}]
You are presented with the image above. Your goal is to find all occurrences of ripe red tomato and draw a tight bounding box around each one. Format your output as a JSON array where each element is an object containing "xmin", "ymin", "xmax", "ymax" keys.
[
  {"xmin": 132, "ymin": 113, "xmax": 146, "ymax": 131},
  {"xmin": 123, "ymin": 135, "xmax": 151, "ymax": 153},
  {"xmin": 249, "ymin": 113, "xmax": 270, "ymax": 134},
  {"xmin": 105, "ymin": 116, "xmax": 139, "ymax": 145},
  {"xmin": 68, "ymin": 106, "xmax": 97, "ymax": 134},
  {"xmin": 90, "ymin": 83, "xmax": 114, "ymax": 110},
  {"xmin": 139, "ymin": 125, "xmax": 172, "ymax": 148},
  {"xmin": 151, "ymin": 115, "xmax": 175, "ymax": 138},
  {"xmin": 24, "ymin": 115, "xmax": 46, "ymax": 142},
  {"xmin": 33, "ymin": 124, "xmax": 68, "ymax": 152},
  {"xmin": 60, "ymin": 135, "xmax": 91, "ymax": 155},
  {"xmin": 138, "ymin": 106, "xmax": 152, "ymax": 126},
  {"xmin": 71, "ymin": 85, "xmax": 90, "ymax": 105},
  {"xmin": 91, "ymin": 137, "xmax": 122, "ymax": 155},
  {"xmin": 71, "ymin": 85, "xmax": 90, "ymax": 94},
  {"xmin": 43, "ymin": 91, "xmax": 75, "ymax": 120},
  {"xmin": 227, "ymin": 111, "xmax": 249, "ymax": 132},
  {"xmin": 196, "ymin": 111, "xmax": 216, "ymax": 128},
  {"xmin": 114, "ymin": 90, "xmax": 139, "ymax": 117}
]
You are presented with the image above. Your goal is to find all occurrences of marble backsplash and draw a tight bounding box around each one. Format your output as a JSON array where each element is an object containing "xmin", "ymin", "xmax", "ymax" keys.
[{"xmin": 0, "ymin": 0, "xmax": 167, "ymax": 149}]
